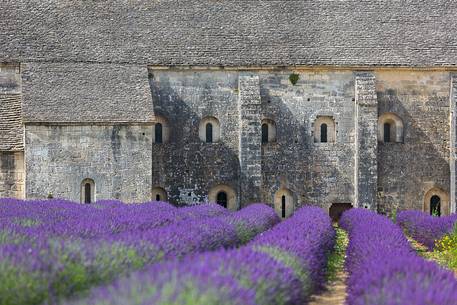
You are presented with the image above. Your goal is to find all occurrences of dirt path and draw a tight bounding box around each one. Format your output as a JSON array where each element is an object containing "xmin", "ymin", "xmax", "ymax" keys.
[{"xmin": 308, "ymin": 227, "xmax": 348, "ymax": 305}]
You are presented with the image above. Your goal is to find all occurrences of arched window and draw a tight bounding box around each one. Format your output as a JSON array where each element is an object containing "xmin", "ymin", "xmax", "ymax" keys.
[
  {"xmin": 378, "ymin": 113, "xmax": 404, "ymax": 143},
  {"xmin": 274, "ymin": 188, "xmax": 294, "ymax": 218},
  {"xmin": 383, "ymin": 123, "xmax": 391, "ymax": 143},
  {"xmin": 262, "ymin": 123, "xmax": 269, "ymax": 144},
  {"xmin": 155, "ymin": 123, "xmax": 163, "ymax": 144},
  {"xmin": 153, "ymin": 116, "xmax": 170, "ymax": 144},
  {"xmin": 152, "ymin": 187, "xmax": 168, "ymax": 202},
  {"xmin": 216, "ymin": 191, "xmax": 228, "ymax": 208},
  {"xmin": 430, "ymin": 195, "xmax": 441, "ymax": 216},
  {"xmin": 320, "ymin": 123, "xmax": 328, "ymax": 143},
  {"xmin": 261, "ymin": 119, "xmax": 277, "ymax": 144},
  {"xmin": 208, "ymin": 184, "xmax": 237, "ymax": 210},
  {"xmin": 314, "ymin": 116, "xmax": 336, "ymax": 143},
  {"xmin": 206, "ymin": 123, "xmax": 213, "ymax": 143},
  {"xmin": 80, "ymin": 178, "xmax": 95, "ymax": 204},
  {"xmin": 199, "ymin": 117, "xmax": 221, "ymax": 143}
]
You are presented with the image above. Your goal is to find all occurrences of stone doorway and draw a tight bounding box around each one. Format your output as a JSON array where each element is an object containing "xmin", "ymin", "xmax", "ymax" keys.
[{"xmin": 329, "ymin": 203, "xmax": 352, "ymax": 222}]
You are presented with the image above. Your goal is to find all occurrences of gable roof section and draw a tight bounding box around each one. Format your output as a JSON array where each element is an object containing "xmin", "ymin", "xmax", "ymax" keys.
[
  {"xmin": 21, "ymin": 62, "xmax": 154, "ymax": 123},
  {"xmin": 1, "ymin": 1, "xmax": 457, "ymax": 67}
]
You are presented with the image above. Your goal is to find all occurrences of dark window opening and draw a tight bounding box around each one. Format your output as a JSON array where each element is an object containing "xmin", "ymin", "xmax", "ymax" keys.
[
  {"xmin": 206, "ymin": 123, "xmax": 213, "ymax": 143},
  {"xmin": 262, "ymin": 123, "xmax": 269, "ymax": 144},
  {"xmin": 217, "ymin": 191, "xmax": 228, "ymax": 208},
  {"xmin": 430, "ymin": 195, "xmax": 441, "ymax": 217},
  {"xmin": 281, "ymin": 195, "xmax": 286, "ymax": 218},
  {"xmin": 383, "ymin": 123, "xmax": 391, "ymax": 143},
  {"xmin": 156, "ymin": 194, "xmax": 161, "ymax": 201},
  {"xmin": 84, "ymin": 183, "xmax": 91, "ymax": 204},
  {"xmin": 320, "ymin": 123, "xmax": 328, "ymax": 143},
  {"xmin": 155, "ymin": 123, "xmax": 163, "ymax": 143}
]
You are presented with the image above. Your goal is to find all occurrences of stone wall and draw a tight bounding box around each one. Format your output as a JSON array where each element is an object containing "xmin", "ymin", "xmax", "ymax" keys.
[
  {"xmin": 376, "ymin": 71, "xmax": 451, "ymax": 214},
  {"xmin": 0, "ymin": 152, "xmax": 24, "ymax": 199},
  {"xmin": 25, "ymin": 124, "xmax": 152, "ymax": 203}
]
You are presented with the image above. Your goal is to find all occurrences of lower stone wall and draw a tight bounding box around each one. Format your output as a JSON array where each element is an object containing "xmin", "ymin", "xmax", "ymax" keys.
[
  {"xmin": 0, "ymin": 151, "xmax": 24, "ymax": 199},
  {"xmin": 25, "ymin": 124, "xmax": 152, "ymax": 203}
]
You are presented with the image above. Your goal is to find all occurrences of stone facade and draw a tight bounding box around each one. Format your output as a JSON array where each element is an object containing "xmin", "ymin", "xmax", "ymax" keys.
[{"xmin": 1, "ymin": 1, "xmax": 457, "ymax": 216}]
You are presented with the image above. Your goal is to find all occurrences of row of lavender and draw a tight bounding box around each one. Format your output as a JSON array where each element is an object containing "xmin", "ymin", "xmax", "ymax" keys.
[
  {"xmin": 397, "ymin": 210, "xmax": 457, "ymax": 249},
  {"xmin": 340, "ymin": 209, "xmax": 457, "ymax": 305},
  {"xmin": 65, "ymin": 206, "xmax": 335, "ymax": 305},
  {"xmin": 0, "ymin": 199, "xmax": 280, "ymax": 305}
]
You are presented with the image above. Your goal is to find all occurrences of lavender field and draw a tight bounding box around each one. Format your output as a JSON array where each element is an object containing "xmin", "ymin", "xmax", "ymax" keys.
[{"xmin": 1, "ymin": 199, "xmax": 457, "ymax": 305}]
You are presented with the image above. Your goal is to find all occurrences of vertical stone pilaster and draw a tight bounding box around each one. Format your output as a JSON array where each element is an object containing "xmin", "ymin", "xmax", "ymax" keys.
[
  {"xmin": 450, "ymin": 74, "xmax": 457, "ymax": 214},
  {"xmin": 238, "ymin": 74, "xmax": 262, "ymax": 207},
  {"xmin": 354, "ymin": 72, "xmax": 378, "ymax": 210}
]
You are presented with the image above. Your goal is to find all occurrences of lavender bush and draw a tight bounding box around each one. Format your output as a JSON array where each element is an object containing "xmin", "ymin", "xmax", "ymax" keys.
[
  {"xmin": 397, "ymin": 210, "xmax": 457, "ymax": 249},
  {"xmin": 64, "ymin": 206, "xmax": 335, "ymax": 305},
  {"xmin": 341, "ymin": 208, "xmax": 457, "ymax": 305},
  {"xmin": 0, "ymin": 200, "xmax": 278, "ymax": 305}
]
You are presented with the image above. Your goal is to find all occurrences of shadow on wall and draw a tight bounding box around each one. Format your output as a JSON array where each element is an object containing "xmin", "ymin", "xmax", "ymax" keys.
[
  {"xmin": 376, "ymin": 74, "xmax": 451, "ymax": 216},
  {"xmin": 259, "ymin": 72, "xmax": 356, "ymax": 217},
  {"xmin": 149, "ymin": 70, "xmax": 241, "ymax": 209}
]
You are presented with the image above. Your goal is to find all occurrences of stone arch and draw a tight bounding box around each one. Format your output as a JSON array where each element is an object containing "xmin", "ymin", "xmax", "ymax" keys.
[
  {"xmin": 274, "ymin": 188, "xmax": 295, "ymax": 218},
  {"xmin": 208, "ymin": 184, "xmax": 237, "ymax": 210},
  {"xmin": 152, "ymin": 186, "xmax": 168, "ymax": 202},
  {"xmin": 261, "ymin": 118, "xmax": 277, "ymax": 144},
  {"xmin": 199, "ymin": 116, "xmax": 221, "ymax": 143},
  {"xmin": 314, "ymin": 116, "xmax": 336, "ymax": 143},
  {"xmin": 424, "ymin": 187, "xmax": 449, "ymax": 216},
  {"xmin": 378, "ymin": 113, "xmax": 404, "ymax": 143},
  {"xmin": 80, "ymin": 178, "xmax": 95, "ymax": 204},
  {"xmin": 153, "ymin": 116, "xmax": 170, "ymax": 143}
]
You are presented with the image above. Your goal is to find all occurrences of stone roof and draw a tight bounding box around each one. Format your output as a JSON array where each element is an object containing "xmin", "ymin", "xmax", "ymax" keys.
[
  {"xmin": 21, "ymin": 62, "xmax": 154, "ymax": 123},
  {"xmin": 1, "ymin": 1, "xmax": 457, "ymax": 67},
  {"xmin": 0, "ymin": 94, "xmax": 23, "ymax": 151}
]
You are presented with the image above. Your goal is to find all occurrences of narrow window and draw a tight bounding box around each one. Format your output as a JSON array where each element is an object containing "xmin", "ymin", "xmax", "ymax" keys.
[
  {"xmin": 155, "ymin": 123, "xmax": 163, "ymax": 144},
  {"xmin": 206, "ymin": 123, "xmax": 213, "ymax": 143},
  {"xmin": 156, "ymin": 194, "xmax": 161, "ymax": 201},
  {"xmin": 216, "ymin": 191, "xmax": 228, "ymax": 208},
  {"xmin": 430, "ymin": 195, "xmax": 441, "ymax": 216},
  {"xmin": 84, "ymin": 183, "xmax": 91, "ymax": 204},
  {"xmin": 383, "ymin": 123, "xmax": 391, "ymax": 143},
  {"xmin": 262, "ymin": 123, "xmax": 269, "ymax": 144},
  {"xmin": 320, "ymin": 123, "xmax": 328, "ymax": 143},
  {"xmin": 281, "ymin": 195, "xmax": 286, "ymax": 218}
]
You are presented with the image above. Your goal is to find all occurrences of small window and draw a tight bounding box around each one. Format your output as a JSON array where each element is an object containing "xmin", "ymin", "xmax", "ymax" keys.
[
  {"xmin": 156, "ymin": 194, "xmax": 161, "ymax": 201},
  {"xmin": 430, "ymin": 195, "xmax": 441, "ymax": 217},
  {"xmin": 155, "ymin": 123, "xmax": 163, "ymax": 143},
  {"xmin": 378, "ymin": 113, "xmax": 404, "ymax": 143},
  {"xmin": 199, "ymin": 116, "xmax": 221, "ymax": 143},
  {"xmin": 314, "ymin": 116, "xmax": 336, "ymax": 143},
  {"xmin": 383, "ymin": 123, "xmax": 391, "ymax": 143},
  {"xmin": 81, "ymin": 178, "xmax": 95, "ymax": 204},
  {"xmin": 216, "ymin": 191, "xmax": 228, "ymax": 208},
  {"xmin": 281, "ymin": 195, "xmax": 286, "ymax": 218},
  {"xmin": 320, "ymin": 123, "xmax": 328, "ymax": 143},
  {"xmin": 153, "ymin": 116, "xmax": 170, "ymax": 143},
  {"xmin": 261, "ymin": 119, "xmax": 277, "ymax": 144},
  {"xmin": 262, "ymin": 123, "xmax": 269, "ymax": 144},
  {"xmin": 206, "ymin": 123, "xmax": 213, "ymax": 143}
]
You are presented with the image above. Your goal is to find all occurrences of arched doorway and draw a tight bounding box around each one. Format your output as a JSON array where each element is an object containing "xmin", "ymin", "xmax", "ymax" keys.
[
  {"xmin": 152, "ymin": 187, "xmax": 168, "ymax": 202},
  {"xmin": 329, "ymin": 203, "xmax": 353, "ymax": 222},
  {"xmin": 424, "ymin": 187, "xmax": 449, "ymax": 216},
  {"xmin": 216, "ymin": 191, "xmax": 228, "ymax": 208},
  {"xmin": 274, "ymin": 188, "xmax": 294, "ymax": 218},
  {"xmin": 80, "ymin": 178, "xmax": 95, "ymax": 204}
]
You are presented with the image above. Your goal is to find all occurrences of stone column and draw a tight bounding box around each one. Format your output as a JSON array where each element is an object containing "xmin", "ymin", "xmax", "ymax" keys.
[
  {"xmin": 354, "ymin": 72, "xmax": 378, "ymax": 210},
  {"xmin": 450, "ymin": 74, "xmax": 457, "ymax": 214},
  {"xmin": 238, "ymin": 73, "xmax": 262, "ymax": 206}
]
